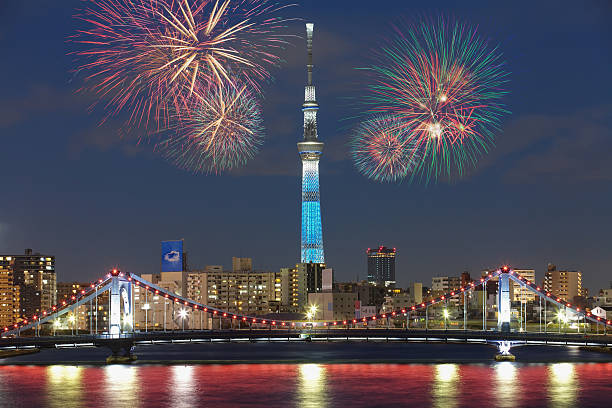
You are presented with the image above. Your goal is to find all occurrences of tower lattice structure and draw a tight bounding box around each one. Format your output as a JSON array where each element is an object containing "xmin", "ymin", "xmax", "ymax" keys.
[{"xmin": 298, "ymin": 23, "xmax": 325, "ymax": 264}]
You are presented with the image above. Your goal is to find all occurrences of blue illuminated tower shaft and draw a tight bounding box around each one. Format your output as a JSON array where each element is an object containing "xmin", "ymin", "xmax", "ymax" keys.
[{"xmin": 298, "ymin": 23, "xmax": 324, "ymax": 264}]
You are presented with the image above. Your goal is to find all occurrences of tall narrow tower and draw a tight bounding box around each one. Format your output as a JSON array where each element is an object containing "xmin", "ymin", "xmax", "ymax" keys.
[{"xmin": 298, "ymin": 23, "xmax": 325, "ymax": 264}]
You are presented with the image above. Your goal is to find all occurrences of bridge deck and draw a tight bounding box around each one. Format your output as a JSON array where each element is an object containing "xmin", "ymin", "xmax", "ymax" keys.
[{"xmin": 1, "ymin": 329, "xmax": 611, "ymax": 350}]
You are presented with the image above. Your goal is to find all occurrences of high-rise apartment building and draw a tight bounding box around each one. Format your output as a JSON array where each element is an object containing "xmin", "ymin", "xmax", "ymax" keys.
[
  {"xmin": 0, "ymin": 265, "xmax": 20, "ymax": 328},
  {"xmin": 512, "ymin": 269, "xmax": 536, "ymax": 302},
  {"xmin": 367, "ymin": 246, "xmax": 396, "ymax": 285},
  {"xmin": 297, "ymin": 262, "xmax": 326, "ymax": 295},
  {"xmin": 544, "ymin": 263, "xmax": 582, "ymax": 301},
  {"xmin": 0, "ymin": 249, "xmax": 56, "ymax": 322},
  {"xmin": 280, "ymin": 266, "xmax": 303, "ymax": 312}
]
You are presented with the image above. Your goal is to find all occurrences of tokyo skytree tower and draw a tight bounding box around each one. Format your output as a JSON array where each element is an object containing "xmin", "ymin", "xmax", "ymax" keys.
[{"xmin": 298, "ymin": 23, "xmax": 325, "ymax": 264}]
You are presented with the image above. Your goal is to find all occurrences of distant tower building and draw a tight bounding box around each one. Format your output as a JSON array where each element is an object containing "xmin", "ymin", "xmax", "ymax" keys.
[
  {"xmin": 232, "ymin": 257, "xmax": 253, "ymax": 273},
  {"xmin": 367, "ymin": 246, "xmax": 396, "ymax": 285},
  {"xmin": 298, "ymin": 23, "xmax": 325, "ymax": 264}
]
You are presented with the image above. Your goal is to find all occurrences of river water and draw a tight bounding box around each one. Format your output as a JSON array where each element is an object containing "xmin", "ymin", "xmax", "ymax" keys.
[{"xmin": 1, "ymin": 343, "xmax": 611, "ymax": 407}]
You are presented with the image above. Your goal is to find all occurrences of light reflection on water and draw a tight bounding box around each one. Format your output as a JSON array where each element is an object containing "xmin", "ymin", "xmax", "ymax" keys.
[
  {"xmin": 432, "ymin": 364, "xmax": 458, "ymax": 408},
  {"xmin": 297, "ymin": 364, "xmax": 329, "ymax": 408},
  {"xmin": 0, "ymin": 362, "xmax": 609, "ymax": 407},
  {"xmin": 548, "ymin": 363, "xmax": 576, "ymax": 408},
  {"xmin": 46, "ymin": 366, "xmax": 83, "ymax": 408},
  {"xmin": 495, "ymin": 362, "xmax": 518, "ymax": 408}
]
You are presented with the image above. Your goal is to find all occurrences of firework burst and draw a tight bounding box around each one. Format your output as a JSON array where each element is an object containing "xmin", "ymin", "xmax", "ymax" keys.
[
  {"xmin": 357, "ymin": 16, "xmax": 509, "ymax": 182},
  {"xmin": 350, "ymin": 116, "xmax": 420, "ymax": 183},
  {"xmin": 73, "ymin": 0, "xmax": 292, "ymax": 130},
  {"xmin": 158, "ymin": 82, "xmax": 264, "ymax": 173}
]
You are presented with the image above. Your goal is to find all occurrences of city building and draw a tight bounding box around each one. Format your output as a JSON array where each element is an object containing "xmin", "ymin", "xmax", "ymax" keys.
[
  {"xmin": 297, "ymin": 262, "xmax": 326, "ymax": 295},
  {"xmin": 367, "ymin": 246, "xmax": 396, "ymax": 286},
  {"xmin": 431, "ymin": 276, "xmax": 461, "ymax": 295},
  {"xmin": 595, "ymin": 288, "xmax": 612, "ymax": 306},
  {"xmin": 0, "ymin": 265, "xmax": 20, "ymax": 328},
  {"xmin": 544, "ymin": 263, "xmax": 583, "ymax": 301},
  {"xmin": 408, "ymin": 282, "xmax": 423, "ymax": 305},
  {"xmin": 57, "ymin": 282, "xmax": 90, "ymax": 301},
  {"xmin": 279, "ymin": 266, "xmax": 303, "ymax": 312},
  {"xmin": 0, "ymin": 249, "xmax": 56, "ymax": 322},
  {"xmin": 308, "ymin": 292, "xmax": 357, "ymax": 321},
  {"xmin": 299, "ymin": 23, "xmax": 325, "ymax": 265},
  {"xmin": 512, "ymin": 269, "xmax": 536, "ymax": 302},
  {"xmin": 232, "ymin": 257, "xmax": 253, "ymax": 273},
  {"xmin": 335, "ymin": 281, "xmax": 387, "ymax": 310}
]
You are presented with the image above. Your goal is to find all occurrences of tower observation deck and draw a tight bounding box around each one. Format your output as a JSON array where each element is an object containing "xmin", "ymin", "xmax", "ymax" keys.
[{"xmin": 298, "ymin": 23, "xmax": 324, "ymax": 264}]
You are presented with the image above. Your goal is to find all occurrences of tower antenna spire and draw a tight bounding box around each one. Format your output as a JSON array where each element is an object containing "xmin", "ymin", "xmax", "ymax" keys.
[{"xmin": 306, "ymin": 23, "xmax": 314, "ymax": 86}]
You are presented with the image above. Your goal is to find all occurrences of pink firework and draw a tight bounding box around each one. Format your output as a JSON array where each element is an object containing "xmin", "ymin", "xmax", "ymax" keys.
[{"xmin": 72, "ymin": 0, "xmax": 293, "ymax": 130}]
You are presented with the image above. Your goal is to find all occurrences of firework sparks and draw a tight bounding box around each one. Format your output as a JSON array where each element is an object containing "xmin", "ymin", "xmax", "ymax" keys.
[
  {"xmin": 350, "ymin": 116, "xmax": 420, "ymax": 183},
  {"xmin": 359, "ymin": 16, "xmax": 509, "ymax": 182},
  {"xmin": 158, "ymin": 82, "xmax": 264, "ymax": 173},
  {"xmin": 73, "ymin": 0, "xmax": 292, "ymax": 130}
]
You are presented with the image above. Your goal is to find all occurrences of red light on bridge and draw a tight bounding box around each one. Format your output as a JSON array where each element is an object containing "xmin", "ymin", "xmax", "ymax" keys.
[
  {"xmin": 480, "ymin": 278, "xmax": 484, "ymax": 282},
  {"xmin": 223, "ymin": 313, "xmax": 227, "ymax": 317},
  {"xmin": 281, "ymin": 322, "xmax": 286, "ymax": 326},
  {"xmin": 597, "ymin": 317, "xmax": 601, "ymax": 321},
  {"xmin": 502, "ymin": 265, "xmax": 509, "ymax": 272},
  {"xmin": 577, "ymin": 307, "xmax": 581, "ymax": 312},
  {"xmin": 333, "ymin": 321, "xmax": 337, "ymax": 325},
  {"xmin": 213, "ymin": 310, "xmax": 218, "ymax": 315},
  {"xmin": 272, "ymin": 321, "xmax": 276, "ymax": 325},
  {"xmin": 52, "ymin": 306, "xmax": 56, "ymax": 311},
  {"xmin": 567, "ymin": 303, "xmax": 571, "ymax": 307},
  {"xmin": 62, "ymin": 301, "xmax": 66, "ymax": 306},
  {"xmin": 441, "ymin": 296, "xmax": 445, "ymax": 300},
  {"xmin": 3, "ymin": 327, "xmax": 7, "ymax": 331},
  {"xmin": 145, "ymin": 286, "xmax": 149, "ymax": 290},
  {"xmin": 33, "ymin": 316, "xmax": 37, "ymax": 320},
  {"xmin": 203, "ymin": 308, "xmax": 207, "ymax": 312},
  {"xmin": 421, "ymin": 303, "xmax": 425, "ymax": 307},
  {"xmin": 382, "ymin": 314, "xmax": 386, "ymax": 318},
  {"xmin": 372, "ymin": 316, "xmax": 377, "ymax": 320},
  {"xmin": 362, "ymin": 318, "xmax": 367, "ymax": 322},
  {"xmin": 14, "ymin": 324, "xmax": 18, "ymax": 328},
  {"xmin": 392, "ymin": 312, "xmax": 396, "ymax": 316},
  {"xmin": 536, "ymin": 287, "xmax": 541, "ymax": 291},
  {"xmin": 43, "ymin": 311, "xmax": 47, "ymax": 316},
  {"xmin": 431, "ymin": 300, "xmax": 435, "ymax": 304},
  {"xmin": 323, "ymin": 322, "xmax": 327, "ymax": 326},
  {"xmin": 193, "ymin": 305, "xmax": 198, "ymax": 310},
  {"xmin": 164, "ymin": 294, "xmax": 169, "ymax": 298},
  {"xmin": 411, "ymin": 306, "xmax": 415, "ymax": 311},
  {"xmin": 607, "ymin": 320, "xmax": 611, "ymax": 325},
  {"xmin": 252, "ymin": 319, "xmax": 257, "ymax": 323},
  {"xmin": 262, "ymin": 320, "xmax": 267, "ymax": 324},
  {"xmin": 232, "ymin": 315, "xmax": 237, "ymax": 319},
  {"xmin": 292, "ymin": 322, "xmax": 296, "ymax": 326},
  {"xmin": 110, "ymin": 268, "xmax": 120, "ymax": 276},
  {"xmin": 155, "ymin": 290, "xmax": 159, "ymax": 294}
]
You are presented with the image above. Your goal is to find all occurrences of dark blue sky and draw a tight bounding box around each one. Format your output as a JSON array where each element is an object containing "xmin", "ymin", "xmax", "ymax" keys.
[{"xmin": 1, "ymin": 0, "xmax": 611, "ymax": 292}]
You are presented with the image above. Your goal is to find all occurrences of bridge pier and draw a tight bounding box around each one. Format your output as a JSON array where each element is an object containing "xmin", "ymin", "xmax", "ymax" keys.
[
  {"xmin": 101, "ymin": 339, "xmax": 137, "ymax": 364},
  {"xmin": 497, "ymin": 272, "xmax": 511, "ymax": 333}
]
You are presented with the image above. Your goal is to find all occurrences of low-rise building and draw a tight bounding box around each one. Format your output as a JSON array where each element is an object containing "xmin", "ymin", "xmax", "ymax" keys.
[{"xmin": 308, "ymin": 292, "xmax": 357, "ymax": 321}]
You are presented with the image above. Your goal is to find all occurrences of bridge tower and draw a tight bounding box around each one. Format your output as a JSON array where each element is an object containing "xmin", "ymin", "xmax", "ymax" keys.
[
  {"xmin": 109, "ymin": 269, "xmax": 133, "ymax": 337},
  {"xmin": 497, "ymin": 266, "xmax": 511, "ymax": 332}
]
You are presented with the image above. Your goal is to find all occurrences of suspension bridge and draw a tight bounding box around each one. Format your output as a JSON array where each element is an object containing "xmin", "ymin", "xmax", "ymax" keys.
[{"xmin": 1, "ymin": 267, "xmax": 611, "ymax": 361}]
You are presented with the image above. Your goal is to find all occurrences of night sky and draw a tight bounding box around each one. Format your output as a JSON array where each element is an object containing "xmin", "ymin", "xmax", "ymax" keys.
[{"xmin": 1, "ymin": 1, "xmax": 611, "ymax": 292}]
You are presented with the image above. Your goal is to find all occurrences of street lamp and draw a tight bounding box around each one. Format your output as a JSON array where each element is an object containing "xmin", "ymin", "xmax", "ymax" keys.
[
  {"xmin": 179, "ymin": 308, "xmax": 188, "ymax": 331},
  {"xmin": 69, "ymin": 314, "xmax": 76, "ymax": 336},
  {"xmin": 443, "ymin": 308, "xmax": 449, "ymax": 330}
]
